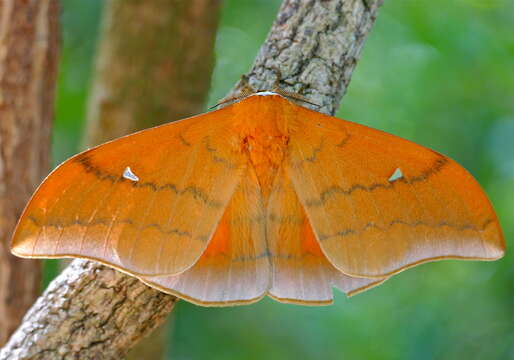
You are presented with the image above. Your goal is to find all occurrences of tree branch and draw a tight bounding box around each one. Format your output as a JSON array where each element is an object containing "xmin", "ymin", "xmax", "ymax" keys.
[
  {"xmin": 234, "ymin": 0, "xmax": 383, "ymax": 115},
  {"xmin": 1, "ymin": 260, "xmax": 177, "ymax": 360},
  {"xmin": 0, "ymin": 0, "xmax": 383, "ymax": 358}
]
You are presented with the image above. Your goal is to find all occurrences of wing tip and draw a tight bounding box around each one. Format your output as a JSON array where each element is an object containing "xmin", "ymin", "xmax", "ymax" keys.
[
  {"xmin": 10, "ymin": 247, "xmax": 34, "ymax": 259},
  {"xmin": 10, "ymin": 235, "xmax": 36, "ymax": 259}
]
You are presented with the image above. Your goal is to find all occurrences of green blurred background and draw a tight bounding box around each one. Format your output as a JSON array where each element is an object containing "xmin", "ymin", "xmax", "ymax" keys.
[{"xmin": 52, "ymin": 0, "xmax": 513, "ymax": 359}]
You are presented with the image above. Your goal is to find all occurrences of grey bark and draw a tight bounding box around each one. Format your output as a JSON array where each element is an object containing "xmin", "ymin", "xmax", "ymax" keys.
[
  {"xmin": 1, "ymin": 260, "xmax": 177, "ymax": 360},
  {"xmin": 0, "ymin": 0, "xmax": 383, "ymax": 358},
  {"xmin": 0, "ymin": 0, "xmax": 59, "ymax": 346},
  {"xmin": 233, "ymin": 0, "xmax": 384, "ymax": 116}
]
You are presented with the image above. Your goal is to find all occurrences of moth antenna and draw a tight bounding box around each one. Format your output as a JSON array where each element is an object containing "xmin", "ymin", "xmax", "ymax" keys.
[
  {"xmin": 268, "ymin": 66, "xmax": 321, "ymax": 108},
  {"xmin": 210, "ymin": 74, "xmax": 256, "ymax": 109},
  {"xmin": 211, "ymin": 68, "xmax": 320, "ymax": 109},
  {"xmin": 273, "ymin": 88, "xmax": 321, "ymax": 108}
]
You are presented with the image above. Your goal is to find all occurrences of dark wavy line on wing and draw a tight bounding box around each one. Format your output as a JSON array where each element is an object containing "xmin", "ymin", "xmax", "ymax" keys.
[
  {"xmin": 305, "ymin": 156, "xmax": 448, "ymax": 206},
  {"xmin": 74, "ymin": 155, "xmax": 222, "ymax": 208},
  {"xmin": 318, "ymin": 218, "xmax": 494, "ymax": 241},
  {"xmin": 27, "ymin": 215, "xmax": 195, "ymax": 239},
  {"xmin": 304, "ymin": 138, "xmax": 325, "ymax": 163},
  {"xmin": 203, "ymin": 136, "xmax": 237, "ymax": 168}
]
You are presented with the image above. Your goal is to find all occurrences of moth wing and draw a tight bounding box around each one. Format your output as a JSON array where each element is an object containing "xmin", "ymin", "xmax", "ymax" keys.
[
  {"xmin": 12, "ymin": 107, "xmax": 246, "ymax": 276},
  {"xmin": 286, "ymin": 106, "xmax": 505, "ymax": 278}
]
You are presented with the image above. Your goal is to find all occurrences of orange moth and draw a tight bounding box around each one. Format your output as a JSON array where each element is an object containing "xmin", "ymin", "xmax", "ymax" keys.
[{"xmin": 11, "ymin": 91, "xmax": 505, "ymax": 306}]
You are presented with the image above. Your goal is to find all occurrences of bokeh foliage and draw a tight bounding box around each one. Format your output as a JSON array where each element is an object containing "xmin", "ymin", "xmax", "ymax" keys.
[{"xmin": 51, "ymin": 0, "xmax": 513, "ymax": 359}]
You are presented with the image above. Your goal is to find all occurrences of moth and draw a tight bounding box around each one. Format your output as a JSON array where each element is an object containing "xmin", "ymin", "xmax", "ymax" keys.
[{"xmin": 11, "ymin": 91, "xmax": 505, "ymax": 306}]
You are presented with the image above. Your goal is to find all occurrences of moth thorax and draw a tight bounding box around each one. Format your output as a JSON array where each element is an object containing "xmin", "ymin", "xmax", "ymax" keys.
[{"xmin": 242, "ymin": 131, "xmax": 289, "ymax": 201}]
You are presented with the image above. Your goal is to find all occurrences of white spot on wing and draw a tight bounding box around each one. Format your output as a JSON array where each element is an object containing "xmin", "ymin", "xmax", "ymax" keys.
[
  {"xmin": 388, "ymin": 168, "xmax": 403, "ymax": 182},
  {"xmin": 123, "ymin": 166, "xmax": 139, "ymax": 182}
]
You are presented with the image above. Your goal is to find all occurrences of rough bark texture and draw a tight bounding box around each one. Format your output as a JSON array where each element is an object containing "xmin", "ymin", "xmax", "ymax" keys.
[
  {"xmin": 234, "ymin": 0, "xmax": 383, "ymax": 116},
  {"xmin": 0, "ymin": 0, "xmax": 383, "ymax": 358},
  {"xmin": 84, "ymin": 0, "xmax": 221, "ymax": 147},
  {"xmin": 0, "ymin": 260, "xmax": 177, "ymax": 360},
  {"xmin": 0, "ymin": 0, "xmax": 59, "ymax": 346}
]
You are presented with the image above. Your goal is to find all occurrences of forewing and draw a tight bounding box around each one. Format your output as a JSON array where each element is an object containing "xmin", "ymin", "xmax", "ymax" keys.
[
  {"xmin": 11, "ymin": 108, "xmax": 245, "ymax": 276},
  {"xmin": 287, "ymin": 106, "xmax": 505, "ymax": 278}
]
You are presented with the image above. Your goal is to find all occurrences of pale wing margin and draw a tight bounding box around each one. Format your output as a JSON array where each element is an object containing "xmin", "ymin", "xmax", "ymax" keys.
[
  {"xmin": 11, "ymin": 107, "xmax": 247, "ymax": 277},
  {"xmin": 286, "ymin": 106, "xmax": 505, "ymax": 278}
]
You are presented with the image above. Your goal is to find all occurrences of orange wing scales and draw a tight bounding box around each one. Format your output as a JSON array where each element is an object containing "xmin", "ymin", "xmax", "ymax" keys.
[
  {"xmin": 267, "ymin": 167, "xmax": 385, "ymax": 304},
  {"xmin": 11, "ymin": 94, "xmax": 505, "ymax": 306},
  {"xmin": 141, "ymin": 166, "xmax": 270, "ymax": 306},
  {"xmin": 287, "ymin": 102, "xmax": 504, "ymax": 278},
  {"xmin": 12, "ymin": 110, "xmax": 246, "ymax": 276}
]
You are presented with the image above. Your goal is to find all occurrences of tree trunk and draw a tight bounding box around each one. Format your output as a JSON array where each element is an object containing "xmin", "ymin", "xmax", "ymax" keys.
[
  {"xmin": 0, "ymin": 0, "xmax": 384, "ymax": 358},
  {"xmin": 0, "ymin": 0, "xmax": 59, "ymax": 346},
  {"xmin": 83, "ymin": 1, "xmax": 222, "ymax": 358},
  {"xmin": 84, "ymin": 0, "xmax": 221, "ymax": 147}
]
